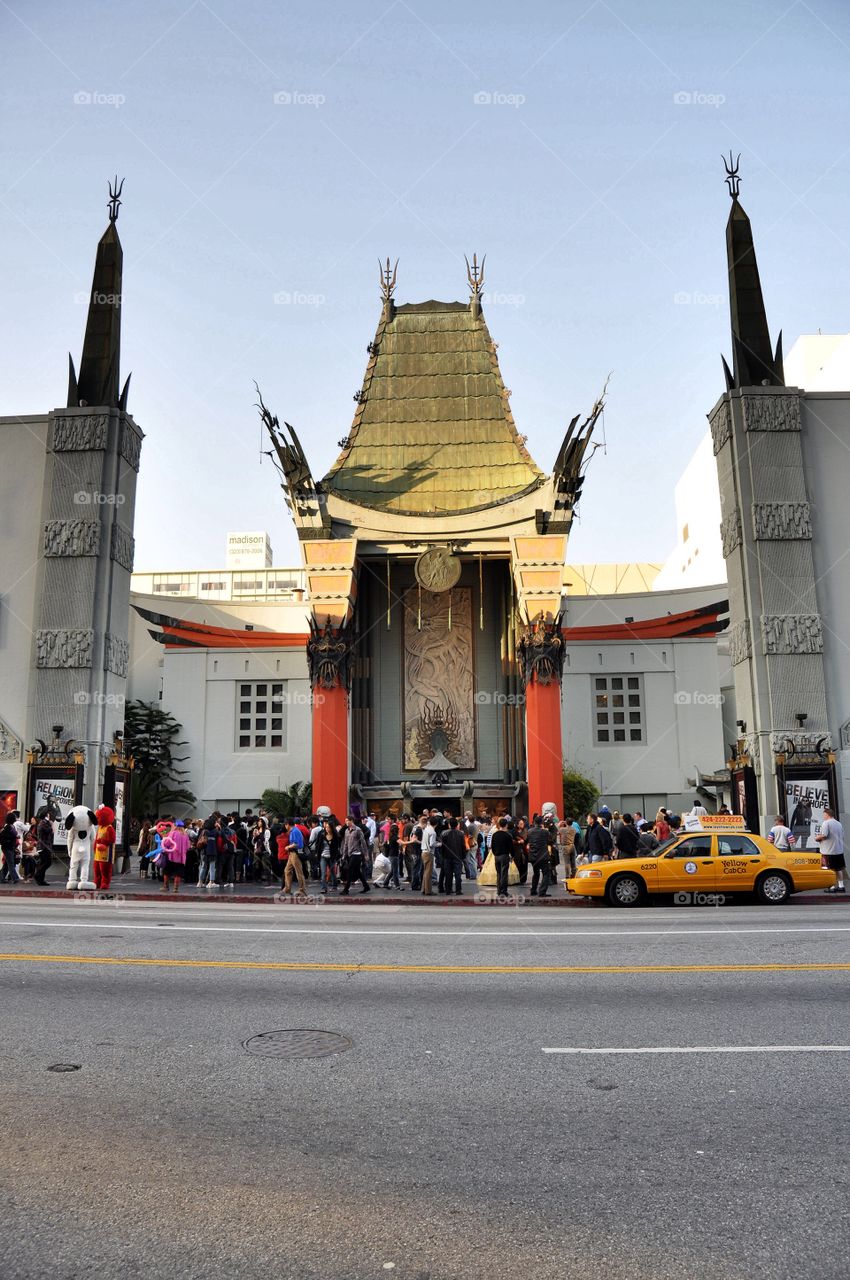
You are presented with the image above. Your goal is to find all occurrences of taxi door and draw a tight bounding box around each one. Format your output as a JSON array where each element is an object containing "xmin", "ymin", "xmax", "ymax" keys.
[
  {"xmin": 715, "ymin": 833, "xmax": 765, "ymax": 891},
  {"xmin": 656, "ymin": 836, "xmax": 717, "ymax": 897}
]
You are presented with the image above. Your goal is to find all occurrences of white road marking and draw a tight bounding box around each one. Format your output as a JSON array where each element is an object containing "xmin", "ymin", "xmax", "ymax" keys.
[
  {"xmin": 2, "ymin": 919, "xmax": 850, "ymax": 939},
  {"xmin": 542, "ymin": 1045, "xmax": 850, "ymax": 1054}
]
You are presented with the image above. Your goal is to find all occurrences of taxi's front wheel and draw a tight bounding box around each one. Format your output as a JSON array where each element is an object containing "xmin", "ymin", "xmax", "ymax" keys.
[
  {"xmin": 606, "ymin": 873, "xmax": 645, "ymax": 907},
  {"xmin": 756, "ymin": 870, "xmax": 791, "ymax": 904}
]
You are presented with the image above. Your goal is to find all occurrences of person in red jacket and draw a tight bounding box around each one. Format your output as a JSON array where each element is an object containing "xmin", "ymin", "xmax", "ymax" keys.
[{"xmin": 93, "ymin": 805, "xmax": 116, "ymax": 891}]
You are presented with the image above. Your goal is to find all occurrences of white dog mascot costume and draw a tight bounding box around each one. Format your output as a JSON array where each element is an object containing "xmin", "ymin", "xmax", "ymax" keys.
[{"xmin": 65, "ymin": 805, "xmax": 98, "ymax": 891}]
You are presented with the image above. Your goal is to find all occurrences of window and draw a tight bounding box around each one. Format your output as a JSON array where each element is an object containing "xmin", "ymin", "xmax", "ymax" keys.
[
  {"xmin": 718, "ymin": 836, "xmax": 761, "ymax": 857},
  {"xmin": 235, "ymin": 681, "xmax": 286, "ymax": 750},
  {"xmin": 668, "ymin": 837, "xmax": 712, "ymax": 857},
  {"xmin": 593, "ymin": 674, "xmax": 645, "ymax": 746}
]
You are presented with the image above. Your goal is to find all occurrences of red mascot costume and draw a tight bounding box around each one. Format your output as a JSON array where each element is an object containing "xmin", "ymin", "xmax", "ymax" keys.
[{"xmin": 93, "ymin": 805, "xmax": 117, "ymax": 891}]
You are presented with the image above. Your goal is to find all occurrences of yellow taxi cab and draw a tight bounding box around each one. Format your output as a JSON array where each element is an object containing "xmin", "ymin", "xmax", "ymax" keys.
[{"xmin": 566, "ymin": 815, "xmax": 835, "ymax": 907}]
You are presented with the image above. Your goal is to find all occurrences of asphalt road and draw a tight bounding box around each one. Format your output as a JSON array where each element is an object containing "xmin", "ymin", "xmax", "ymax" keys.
[{"xmin": 1, "ymin": 896, "xmax": 849, "ymax": 1280}]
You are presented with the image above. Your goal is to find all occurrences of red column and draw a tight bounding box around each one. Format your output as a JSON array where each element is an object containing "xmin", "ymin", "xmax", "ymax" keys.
[
  {"xmin": 312, "ymin": 685, "xmax": 349, "ymax": 820},
  {"xmin": 525, "ymin": 677, "xmax": 564, "ymax": 821}
]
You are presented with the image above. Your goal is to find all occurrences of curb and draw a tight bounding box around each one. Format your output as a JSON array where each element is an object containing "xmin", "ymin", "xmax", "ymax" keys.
[
  {"xmin": 0, "ymin": 886, "xmax": 844, "ymax": 908},
  {"xmin": 0, "ymin": 886, "xmax": 582, "ymax": 908}
]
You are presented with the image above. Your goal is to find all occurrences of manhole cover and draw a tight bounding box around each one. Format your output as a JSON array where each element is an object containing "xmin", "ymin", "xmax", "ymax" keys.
[
  {"xmin": 47, "ymin": 1063, "xmax": 81, "ymax": 1073},
  {"xmin": 242, "ymin": 1029, "xmax": 352, "ymax": 1060}
]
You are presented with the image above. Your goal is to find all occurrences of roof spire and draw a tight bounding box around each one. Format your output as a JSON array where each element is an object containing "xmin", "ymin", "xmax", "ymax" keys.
[
  {"xmin": 68, "ymin": 180, "xmax": 129, "ymax": 410},
  {"xmin": 721, "ymin": 157, "xmax": 784, "ymax": 390},
  {"xmin": 465, "ymin": 252, "xmax": 485, "ymax": 319}
]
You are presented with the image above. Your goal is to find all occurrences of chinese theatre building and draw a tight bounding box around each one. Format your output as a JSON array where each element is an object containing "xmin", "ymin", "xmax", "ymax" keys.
[{"xmin": 260, "ymin": 258, "xmax": 603, "ymax": 818}]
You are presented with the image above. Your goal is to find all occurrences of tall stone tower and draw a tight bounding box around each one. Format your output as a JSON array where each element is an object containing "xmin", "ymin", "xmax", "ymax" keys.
[
  {"xmin": 709, "ymin": 159, "xmax": 830, "ymax": 830},
  {"xmin": 30, "ymin": 181, "xmax": 143, "ymax": 805}
]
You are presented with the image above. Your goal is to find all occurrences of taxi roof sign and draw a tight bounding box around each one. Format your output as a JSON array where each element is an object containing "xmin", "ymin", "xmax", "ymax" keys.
[{"xmin": 684, "ymin": 813, "xmax": 748, "ymax": 832}]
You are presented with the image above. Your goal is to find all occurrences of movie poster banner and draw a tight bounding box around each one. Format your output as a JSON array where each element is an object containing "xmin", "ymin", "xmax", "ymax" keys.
[
  {"xmin": 26, "ymin": 765, "xmax": 83, "ymax": 848},
  {"xmin": 103, "ymin": 763, "xmax": 132, "ymax": 854},
  {"xmin": 785, "ymin": 777, "xmax": 830, "ymax": 851}
]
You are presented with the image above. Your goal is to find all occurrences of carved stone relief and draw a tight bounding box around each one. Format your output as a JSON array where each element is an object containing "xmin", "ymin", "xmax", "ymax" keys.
[
  {"xmin": 728, "ymin": 620, "xmax": 752, "ymax": 666},
  {"xmin": 306, "ymin": 617, "xmax": 354, "ymax": 691},
  {"xmin": 720, "ymin": 511, "xmax": 742, "ymax": 558},
  {"xmin": 709, "ymin": 400, "xmax": 732, "ymax": 455},
  {"xmin": 43, "ymin": 519, "xmax": 101, "ymax": 557},
  {"xmin": 752, "ymin": 502, "xmax": 812, "ymax": 541},
  {"xmin": 742, "ymin": 734, "xmax": 762, "ymax": 777},
  {"xmin": 741, "ymin": 395, "xmax": 802, "ymax": 434},
  {"xmin": 111, "ymin": 523, "xmax": 135, "ymax": 573},
  {"xmin": 402, "ymin": 587, "xmax": 475, "ymax": 771},
  {"xmin": 770, "ymin": 730, "xmax": 832, "ymax": 757},
  {"xmin": 0, "ymin": 716, "xmax": 23, "ymax": 762},
  {"xmin": 761, "ymin": 614, "xmax": 823, "ymax": 655},
  {"xmin": 36, "ymin": 629, "xmax": 94, "ymax": 668},
  {"xmin": 120, "ymin": 422, "xmax": 143, "ymax": 472},
  {"xmin": 51, "ymin": 414, "xmax": 109, "ymax": 452},
  {"xmin": 104, "ymin": 634, "xmax": 129, "ymax": 678},
  {"xmin": 518, "ymin": 617, "xmax": 565, "ymax": 687}
]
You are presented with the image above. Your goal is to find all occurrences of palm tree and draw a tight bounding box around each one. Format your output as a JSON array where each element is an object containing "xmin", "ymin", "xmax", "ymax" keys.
[
  {"xmin": 124, "ymin": 700, "xmax": 196, "ymax": 817},
  {"xmin": 259, "ymin": 782, "xmax": 313, "ymax": 820}
]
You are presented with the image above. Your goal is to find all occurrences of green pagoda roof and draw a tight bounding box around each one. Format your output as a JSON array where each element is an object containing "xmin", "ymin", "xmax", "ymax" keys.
[{"xmin": 322, "ymin": 299, "xmax": 546, "ymax": 516}]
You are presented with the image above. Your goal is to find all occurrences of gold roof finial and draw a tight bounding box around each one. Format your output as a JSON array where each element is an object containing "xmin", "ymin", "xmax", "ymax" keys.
[
  {"xmin": 465, "ymin": 251, "xmax": 486, "ymax": 299},
  {"xmin": 379, "ymin": 256, "xmax": 398, "ymax": 302},
  {"xmin": 465, "ymin": 252, "xmax": 485, "ymax": 318}
]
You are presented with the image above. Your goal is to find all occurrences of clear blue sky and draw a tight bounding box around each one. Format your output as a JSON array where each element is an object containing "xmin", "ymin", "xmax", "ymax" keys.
[{"xmin": 3, "ymin": 0, "xmax": 849, "ymax": 571}]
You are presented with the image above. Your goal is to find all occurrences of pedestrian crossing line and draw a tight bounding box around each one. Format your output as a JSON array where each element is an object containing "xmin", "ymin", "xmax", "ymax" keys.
[{"xmin": 2, "ymin": 952, "xmax": 850, "ymax": 975}]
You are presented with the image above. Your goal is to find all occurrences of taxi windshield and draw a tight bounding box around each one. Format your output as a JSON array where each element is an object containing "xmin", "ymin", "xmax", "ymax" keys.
[{"xmin": 654, "ymin": 835, "xmax": 681, "ymax": 854}]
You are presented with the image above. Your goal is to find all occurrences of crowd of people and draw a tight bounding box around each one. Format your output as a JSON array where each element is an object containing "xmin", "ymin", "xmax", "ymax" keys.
[
  {"xmin": 126, "ymin": 801, "xmax": 730, "ymax": 898},
  {"xmin": 131, "ymin": 808, "xmax": 577, "ymax": 897},
  {"xmin": 0, "ymin": 809, "xmax": 54, "ymax": 885},
  {"xmin": 2, "ymin": 798, "xmax": 844, "ymax": 896}
]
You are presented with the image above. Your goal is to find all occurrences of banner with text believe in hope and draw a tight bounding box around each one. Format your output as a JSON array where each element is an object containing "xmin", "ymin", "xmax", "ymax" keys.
[{"xmin": 785, "ymin": 779, "xmax": 829, "ymax": 851}]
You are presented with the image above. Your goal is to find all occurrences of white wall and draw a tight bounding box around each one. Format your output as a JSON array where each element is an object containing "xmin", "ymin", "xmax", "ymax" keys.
[
  {"xmin": 160, "ymin": 647, "xmax": 311, "ymax": 815},
  {"xmin": 785, "ymin": 334, "xmax": 850, "ymax": 391},
  {"xmin": 654, "ymin": 432, "xmax": 726, "ymax": 590},
  {"xmin": 801, "ymin": 391, "xmax": 850, "ymax": 815},
  {"xmin": 562, "ymin": 585, "xmax": 729, "ymax": 815},
  {"xmin": 126, "ymin": 592, "xmax": 311, "ymax": 815},
  {"xmin": 0, "ymin": 415, "xmax": 50, "ymax": 801}
]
